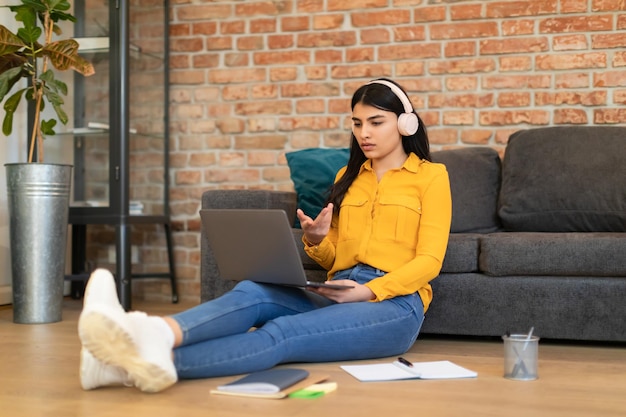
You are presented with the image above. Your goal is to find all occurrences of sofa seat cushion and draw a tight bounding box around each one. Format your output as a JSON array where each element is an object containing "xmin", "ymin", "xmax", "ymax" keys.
[
  {"xmin": 479, "ymin": 232, "xmax": 626, "ymax": 277},
  {"xmin": 432, "ymin": 147, "xmax": 502, "ymax": 233},
  {"xmin": 441, "ymin": 233, "xmax": 481, "ymax": 273},
  {"xmin": 498, "ymin": 126, "xmax": 626, "ymax": 232}
]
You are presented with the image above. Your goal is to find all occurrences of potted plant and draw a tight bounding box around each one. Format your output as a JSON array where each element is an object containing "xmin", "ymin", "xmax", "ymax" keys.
[{"xmin": 0, "ymin": 0, "xmax": 94, "ymax": 324}]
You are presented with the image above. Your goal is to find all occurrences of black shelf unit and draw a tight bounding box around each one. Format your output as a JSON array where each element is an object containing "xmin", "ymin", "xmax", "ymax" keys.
[{"xmin": 65, "ymin": 0, "xmax": 177, "ymax": 309}]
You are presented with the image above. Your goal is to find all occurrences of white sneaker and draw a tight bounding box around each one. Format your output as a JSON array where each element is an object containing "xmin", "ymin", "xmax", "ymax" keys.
[
  {"xmin": 80, "ymin": 347, "xmax": 132, "ymax": 390},
  {"xmin": 78, "ymin": 269, "xmax": 177, "ymax": 393}
]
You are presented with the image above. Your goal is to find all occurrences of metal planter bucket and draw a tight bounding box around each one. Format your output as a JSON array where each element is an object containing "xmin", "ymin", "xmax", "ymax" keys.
[{"xmin": 5, "ymin": 163, "xmax": 73, "ymax": 324}]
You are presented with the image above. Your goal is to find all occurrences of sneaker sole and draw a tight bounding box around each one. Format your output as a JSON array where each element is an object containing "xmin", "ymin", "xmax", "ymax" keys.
[{"xmin": 79, "ymin": 310, "xmax": 176, "ymax": 393}]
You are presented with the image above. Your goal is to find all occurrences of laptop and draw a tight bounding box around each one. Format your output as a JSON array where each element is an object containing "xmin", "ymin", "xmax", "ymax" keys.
[{"xmin": 199, "ymin": 209, "xmax": 353, "ymax": 290}]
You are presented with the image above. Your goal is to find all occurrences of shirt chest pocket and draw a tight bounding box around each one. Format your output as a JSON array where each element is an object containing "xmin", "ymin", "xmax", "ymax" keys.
[
  {"xmin": 376, "ymin": 195, "xmax": 422, "ymax": 247},
  {"xmin": 338, "ymin": 197, "xmax": 369, "ymax": 241}
]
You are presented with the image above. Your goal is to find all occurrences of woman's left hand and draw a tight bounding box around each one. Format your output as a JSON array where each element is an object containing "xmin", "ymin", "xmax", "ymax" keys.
[{"xmin": 306, "ymin": 280, "xmax": 375, "ymax": 303}]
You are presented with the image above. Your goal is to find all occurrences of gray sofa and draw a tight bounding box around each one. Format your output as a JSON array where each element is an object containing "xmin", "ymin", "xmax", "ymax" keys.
[{"xmin": 200, "ymin": 126, "xmax": 626, "ymax": 342}]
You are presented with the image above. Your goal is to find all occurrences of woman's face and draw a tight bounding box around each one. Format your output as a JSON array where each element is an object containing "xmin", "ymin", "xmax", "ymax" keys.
[{"xmin": 351, "ymin": 102, "xmax": 406, "ymax": 165}]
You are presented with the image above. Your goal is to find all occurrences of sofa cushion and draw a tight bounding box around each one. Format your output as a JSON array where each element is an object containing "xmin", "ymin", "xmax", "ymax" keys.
[
  {"xmin": 286, "ymin": 148, "xmax": 350, "ymax": 227},
  {"xmin": 498, "ymin": 126, "xmax": 626, "ymax": 232},
  {"xmin": 440, "ymin": 233, "xmax": 481, "ymax": 273},
  {"xmin": 479, "ymin": 232, "xmax": 626, "ymax": 277},
  {"xmin": 432, "ymin": 147, "xmax": 501, "ymax": 233}
]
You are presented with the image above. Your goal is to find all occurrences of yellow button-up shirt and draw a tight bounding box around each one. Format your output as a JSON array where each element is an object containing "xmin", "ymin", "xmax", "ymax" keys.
[{"xmin": 304, "ymin": 153, "xmax": 452, "ymax": 312}]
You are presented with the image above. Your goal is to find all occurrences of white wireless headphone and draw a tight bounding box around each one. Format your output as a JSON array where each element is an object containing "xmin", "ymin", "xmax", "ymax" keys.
[{"xmin": 367, "ymin": 79, "xmax": 419, "ymax": 136}]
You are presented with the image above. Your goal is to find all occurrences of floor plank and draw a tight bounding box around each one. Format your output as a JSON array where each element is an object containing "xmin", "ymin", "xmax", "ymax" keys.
[{"xmin": 1, "ymin": 298, "xmax": 625, "ymax": 417}]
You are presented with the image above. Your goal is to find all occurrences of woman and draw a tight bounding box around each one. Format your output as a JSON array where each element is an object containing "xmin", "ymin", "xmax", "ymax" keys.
[{"xmin": 78, "ymin": 78, "xmax": 452, "ymax": 393}]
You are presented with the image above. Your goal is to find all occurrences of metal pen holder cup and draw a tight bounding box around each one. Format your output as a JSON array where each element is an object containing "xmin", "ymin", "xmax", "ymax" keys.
[{"xmin": 502, "ymin": 333, "xmax": 540, "ymax": 380}]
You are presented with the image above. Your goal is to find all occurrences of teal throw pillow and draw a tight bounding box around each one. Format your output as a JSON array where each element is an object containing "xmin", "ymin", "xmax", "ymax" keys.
[{"xmin": 286, "ymin": 148, "xmax": 350, "ymax": 228}]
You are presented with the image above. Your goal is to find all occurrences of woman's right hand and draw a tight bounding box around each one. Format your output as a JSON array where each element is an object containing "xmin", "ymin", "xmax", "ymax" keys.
[{"xmin": 296, "ymin": 203, "xmax": 334, "ymax": 245}]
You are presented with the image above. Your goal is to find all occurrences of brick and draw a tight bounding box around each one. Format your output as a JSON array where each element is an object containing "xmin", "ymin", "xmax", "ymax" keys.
[
  {"xmin": 592, "ymin": 0, "xmax": 626, "ymax": 11},
  {"xmin": 561, "ymin": 0, "xmax": 587, "ymax": 13},
  {"xmin": 393, "ymin": 26, "xmax": 427, "ymax": 42},
  {"xmin": 216, "ymin": 118, "xmax": 245, "ymax": 133},
  {"xmin": 314, "ymin": 49, "xmax": 343, "ymax": 63},
  {"xmin": 396, "ymin": 62, "xmax": 425, "ymax": 77},
  {"xmin": 170, "ymin": 37, "xmax": 203, "ymax": 52},
  {"xmin": 480, "ymin": 37, "xmax": 549, "ymax": 55},
  {"xmin": 553, "ymin": 35, "xmax": 588, "ymax": 51},
  {"xmin": 592, "ymin": 34, "xmax": 626, "ymax": 49},
  {"xmin": 305, "ymin": 66, "xmax": 328, "ymax": 80},
  {"xmin": 429, "ymin": 93, "xmax": 494, "ymax": 108},
  {"xmin": 262, "ymin": 166, "xmax": 291, "ymax": 182},
  {"xmin": 501, "ymin": 19, "xmax": 535, "ymax": 36},
  {"xmin": 237, "ymin": 36, "xmax": 264, "ymax": 51},
  {"xmin": 209, "ymin": 68, "xmax": 266, "ymax": 84},
  {"xmin": 220, "ymin": 21, "xmax": 245, "ymax": 35},
  {"xmin": 445, "ymin": 77, "xmax": 479, "ymax": 91},
  {"xmin": 267, "ymin": 34, "xmax": 294, "ymax": 49},
  {"xmin": 614, "ymin": 90, "xmax": 626, "ymax": 104},
  {"xmin": 430, "ymin": 22, "xmax": 499, "ymax": 39},
  {"xmin": 296, "ymin": 99, "xmax": 326, "ymax": 114},
  {"xmin": 486, "ymin": 1, "xmax": 558, "ymax": 18},
  {"xmin": 278, "ymin": 116, "xmax": 341, "ymax": 130},
  {"xmin": 350, "ymin": 10, "xmax": 411, "ymax": 27},
  {"xmin": 250, "ymin": 18, "xmax": 277, "ymax": 33},
  {"xmin": 281, "ymin": 16, "xmax": 310, "ymax": 32},
  {"xmin": 248, "ymin": 151, "xmax": 278, "ymax": 166},
  {"xmin": 444, "ymin": 41, "xmax": 476, "ymax": 57},
  {"xmin": 429, "ymin": 58, "xmax": 496, "ymax": 74},
  {"xmin": 535, "ymin": 91, "xmax": 607, "ymax": 106},
  {"xmin": 251, "ymin": 84, "xmax": 279, "ymax": 99},
  {"xmin": 248, "ymin": 118, "xmax": 277, "ymax": 132},
  {"xmin": 224, "ymin": 53, "xmax": 249, "ymax": 67},
  {"xmin": 326, "ymin": 0, "xmax": 387, "ymax": 12},
  {"xmin": 234, "ymin": 135, "xmax": 288, "ymax": 149},
  {"xmin": 290, "ymin": 132, "xmax": 323, "ymax": 148},
  {"xmin": 235, "ymin": 100, "xmax": 292, "ymax": 116},
  {"xmin": 555, "ymin": 72, "xmax": 590, "ymax": 88},
  {"xmin": 450, "ymin": 4, "xmax": 484, "ymax": 20},
  {"xmin": 361, "ymin": 29, "xmax": 391, "ymax": 44},
  {"xmin": 313, "ymin": 14, "xmax": 344, "ymax": 30},
  {"xmin": 461, "ymin": 129, "xmax": 493, "ymax": 145},
  {"xmin": 539, "ymin": 15, "xmax": 614, "ymax": 33},
  {"xmin": 594, "ymin": 70, "xmax": 626, "ymax": 87},
  {"xmin": 218, "ymin": 152, "xmax": 245, "ymax": 167},
  {"xmin": 443, "ymin": 110, "xmax": 474, "ymax": 125},
  {"xmin": 538, "ymin": 53, "xmax": 607, "ymax": 70},
  {"xmin": 176, "ymin": 4, "xmax": 232, "ymax": 21},
  {"xmin": 254, "ymin": 50, "xmax": 311, "ymax": 65},
  {"xmin": 554, "ymin": 108, "xmax": 588, "ymax": 124},
  {"xmin": 193, "ymin": 54, "xmax": 220, "ymax": 68},
  {"xmin": 175, "ymin": 170, "xmax": 202, "ymax": 185},
  {"xmin": 428, "ymin": 128, "xmax": 459, "ymax": 145},
  {"xmin": 297, "ymin": 0, "xmax": 324, "ymax": 13},
  {"xmin": 479, "ymin": 110, "xmax": 550, "ymax": 125},
  {"xmin": 329, "ymin": 63, "xmax": 391, "ymax": 79},
  {"xmin": 204, "ymin": 168, "xmax": 261, "ymax": 184},
  {"xmin": 414, "ymin": 6, "xmax": 446, "ymax": 22},
  {"xmin": 298, "ymin": 32, "xmax": 357, "ymax": 47},
  {"xmin": 499, "ymin": 56, "xmax": 532, "ymax": 72},
  {"xmin": 379, "ymin": 43, "xmax": 441, "ymax": 61},
  {"xmin": 498, "ymin": 92, "xmax": 531, "ymax": 107},
  {"xmin": 270, "ymin": 67, "xmax": 298, "ymax": 81},
  {"xmin": 235, "ymin": 2, "xmax": 293, "ymax": 17}
]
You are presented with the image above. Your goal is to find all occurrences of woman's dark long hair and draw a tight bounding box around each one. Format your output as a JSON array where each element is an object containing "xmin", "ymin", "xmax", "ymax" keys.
[{"xmin": 326, "ymin": 78, "xmax": 431, "ymax": 211}]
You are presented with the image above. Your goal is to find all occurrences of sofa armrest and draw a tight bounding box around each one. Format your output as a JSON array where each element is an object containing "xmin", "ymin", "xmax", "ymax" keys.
[{"xmin": 200, "ymin": 190, "xmax": 298, "ymax": 301}]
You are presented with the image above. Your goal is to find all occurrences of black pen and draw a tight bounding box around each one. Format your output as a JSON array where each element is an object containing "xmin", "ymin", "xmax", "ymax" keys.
[{"xmin": 397, "ymin": 357, "xmax": 413, "ymax": 367}]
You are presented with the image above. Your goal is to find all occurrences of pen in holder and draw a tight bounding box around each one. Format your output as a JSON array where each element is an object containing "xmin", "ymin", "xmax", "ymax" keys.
[{"xmin": 502, "ymin": 328, "xmax": 539, "ymax": 381}]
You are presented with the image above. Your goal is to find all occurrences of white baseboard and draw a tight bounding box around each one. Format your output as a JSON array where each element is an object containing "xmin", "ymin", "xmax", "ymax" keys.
[{"xmin": 0, "ymin": 285, "xmax": 12, "ymax": 306}]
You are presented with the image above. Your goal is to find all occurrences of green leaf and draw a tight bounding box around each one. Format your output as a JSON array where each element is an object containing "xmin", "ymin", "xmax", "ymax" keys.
[
  {"xmin": 43, "ymin": 40, "xmax": 95, "ymax": 76},
  {"xmin": 41, "ymin": 118, "xmax": 57, "ymax": 136},
  {"xmin": 0, "ymin": 25, "xmax": 27, "ymax": 56},
  {"xmin": 17, "ymin": 25, "xmax": 42, "ymax": 45},
  {"xmin": 43, "ymin": 87, "xmax": 68, "ymax": 125},
  {"xmin": 2, "ymin": 88, "xmax": 25, "ymax": 136},
  {"xmin": 0, "ymin": 66, "xmax": 24, "ymax": 102},
  {"xmin": 40, "ymin": 69, "xmax": 67, "ymax": 95}
]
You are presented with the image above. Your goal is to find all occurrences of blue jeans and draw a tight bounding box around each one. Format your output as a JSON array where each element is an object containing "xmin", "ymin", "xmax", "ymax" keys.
[{"xmin": 171, "ymin": 264, "xmax": 425, "ymax": 379}]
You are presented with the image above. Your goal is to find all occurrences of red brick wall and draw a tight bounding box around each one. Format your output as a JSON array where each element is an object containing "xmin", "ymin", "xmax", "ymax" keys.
[{"xmin": 153, "ymin": 0, "xmax": 626, "ymax": 302}]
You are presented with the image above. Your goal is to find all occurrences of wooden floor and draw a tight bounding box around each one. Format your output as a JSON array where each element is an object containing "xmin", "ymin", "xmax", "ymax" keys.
[{"xmin": 1, "ymin": 298, "xmax": 626, "ymax": 417}]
